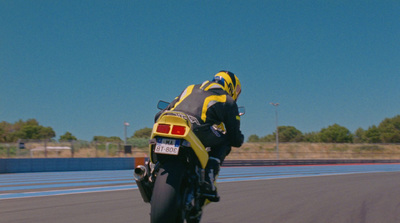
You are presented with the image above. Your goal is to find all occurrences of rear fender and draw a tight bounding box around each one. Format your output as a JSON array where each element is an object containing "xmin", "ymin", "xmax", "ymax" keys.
[{"xmin": 149, "ymin": 111, "xmax": 209, "ymax": 169}]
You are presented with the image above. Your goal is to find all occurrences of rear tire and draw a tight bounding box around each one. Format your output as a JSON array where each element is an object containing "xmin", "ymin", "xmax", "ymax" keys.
[{"xmin": 151, "ymin": 161, "xmax": 186, "ymax": 223}]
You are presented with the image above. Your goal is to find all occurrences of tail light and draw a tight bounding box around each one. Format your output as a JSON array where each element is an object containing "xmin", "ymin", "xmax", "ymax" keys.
[
  {"xmin": 156, "ymin": 124, "xmax": 170, "ymax": 133},
  {"xmin": 171, "ymin": 125, "xmax": 186, "ymax": 135},
  {"xmin": 156, "ymin": 124, "xmax": 186, "ymax": 135}
]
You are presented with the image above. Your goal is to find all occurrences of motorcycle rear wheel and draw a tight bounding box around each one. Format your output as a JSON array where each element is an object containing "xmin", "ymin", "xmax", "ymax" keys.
[{"xmin": 150, "ymin": 161, "xmax": 186, "ymax": 223}]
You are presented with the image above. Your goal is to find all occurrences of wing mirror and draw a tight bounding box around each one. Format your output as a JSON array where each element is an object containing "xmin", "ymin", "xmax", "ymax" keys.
[{"xmin": 157, "ymin": 100, "xmax": 170, "ymax": 110}]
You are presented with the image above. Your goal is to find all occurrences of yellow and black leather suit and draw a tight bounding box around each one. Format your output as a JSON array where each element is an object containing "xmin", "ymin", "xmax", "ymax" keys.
[{"xmin": 155, "ymin": 80, "xmax": 244, "ymax": 162}]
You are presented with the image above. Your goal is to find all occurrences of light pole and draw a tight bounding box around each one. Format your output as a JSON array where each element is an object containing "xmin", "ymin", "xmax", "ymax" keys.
[
  {"xmin": 124, "ymin": 121, "xmax": 130, "ymax": 145},
  {"xmin": 270, "ymin": 102, "xmax": 279, "ymax": 159}
]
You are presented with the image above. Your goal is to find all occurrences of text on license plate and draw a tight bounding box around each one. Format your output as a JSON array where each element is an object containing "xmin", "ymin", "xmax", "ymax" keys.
[{"xmin": 155, "ymin": 138, "xmax": 180, "ymax": 155}]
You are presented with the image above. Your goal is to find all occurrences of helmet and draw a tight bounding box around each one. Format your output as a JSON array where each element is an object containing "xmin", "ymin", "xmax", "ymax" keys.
[{"xmin": 212, "ymin": 70, "xmax": 241, "ymax": 101}]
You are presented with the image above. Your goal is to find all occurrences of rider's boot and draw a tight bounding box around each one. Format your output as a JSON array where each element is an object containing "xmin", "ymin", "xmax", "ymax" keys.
[{"xmin": 202, "ymin": 157, "xmax": 220, "ymax": 202}]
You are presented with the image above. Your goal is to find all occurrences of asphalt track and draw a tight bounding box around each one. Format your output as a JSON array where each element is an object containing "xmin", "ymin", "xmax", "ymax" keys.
[{"xmin": 1, "ymin": 165, "xmax": 400, "ymax": 223}]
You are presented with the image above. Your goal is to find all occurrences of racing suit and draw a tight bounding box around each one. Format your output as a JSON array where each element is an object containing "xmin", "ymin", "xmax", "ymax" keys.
[{"xmin": 155, "ymin": 80, "xmax": 244, "ymax": 163}]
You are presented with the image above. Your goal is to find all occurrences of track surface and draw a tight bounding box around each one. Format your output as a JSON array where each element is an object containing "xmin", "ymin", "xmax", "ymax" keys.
[{"xmin": 2, "ymin": 164, "xmax": 400, "ymax": 223}]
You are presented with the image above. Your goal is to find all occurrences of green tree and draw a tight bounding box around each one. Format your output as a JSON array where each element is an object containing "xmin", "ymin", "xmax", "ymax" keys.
[
  {"xmin": 303, "ymin": 132, "xmax": 319, "ymax": 142},
  {"xmin": 364, "ymin": 125, "xmax": 381, "ymax": 143},
  {"xmin": 259, "ymin": 134, "xmax": 275, "ymax": 142},
  {"xmin": 108, "ymin": 136, "xmax": 123, "ymax": 142},
  {"xmin": 17, "ymin": 125, "xmax": 55, "ymax": 139},
  {"xmin": 378, "ymin": 115, "xmax": 400, "ymax": 143},
  {"xmin": 258, "ymin": 126, "xmax": 303, "ymax": 142},
  {"xmin": 247, "ymin": 134, "xmax": 260, "ymax": 142},
  {"xmin": 0, "ymin": 122, "xmax": 9, "ymax": 142},
  {"xmin": 60, "ymin": 132, "xmax": 77, "ymax": 141},
  {"xmin": 0, "ymin": 119, "xmax": 56, "ymax": 141},
  {"xmin": 38, "ymin": 126, "xmax": 56, "ymax": 139},
  {"xmin": 354, "ymin": 127, "xmax": 366, "ymax": 143},
  {"xmin": 277, "ymin": 126, "xmax": 303, "ymax": 142},
  {"xmin": 319, "ymin": 124, "xmax": 353, "ymax": 143},
  {"xmin": 132, "ymin": 127, "xmax": 152, "ymax": 138},
  {"xmin": 0, "ymin": 120, "xmax": 22, "ymax": 142}
]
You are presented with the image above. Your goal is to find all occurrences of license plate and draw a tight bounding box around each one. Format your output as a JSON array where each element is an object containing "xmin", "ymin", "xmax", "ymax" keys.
[{"xmin": 154, "ymin": 138, "xmax": 180, "ymax": 155}]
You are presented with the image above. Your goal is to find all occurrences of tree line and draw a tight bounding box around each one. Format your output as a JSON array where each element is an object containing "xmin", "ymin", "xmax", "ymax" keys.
[
  {"xmin": 0, "ymin": 119, "xmax": 56, "ymax": 142},
  {"xmin": 0, "ymin": 119, "xmax": 153, "ymax": 143},
  {"xmin": 248, "ymin": 115, "xmax": 400, "ymax": 143},
  {"xmin": 2, "ymin": 115, "xmax": 400, "ymax": 144}
]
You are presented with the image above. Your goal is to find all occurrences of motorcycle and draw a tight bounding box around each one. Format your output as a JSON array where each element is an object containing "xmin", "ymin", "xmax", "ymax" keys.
[{"xmin": 134, "ymin": 100, "xmax": 245, "ymax": 223}]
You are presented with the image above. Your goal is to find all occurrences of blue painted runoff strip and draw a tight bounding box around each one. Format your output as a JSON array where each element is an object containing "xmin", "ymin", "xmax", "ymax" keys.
[
  {"xmin": 0, "ymin": 185, "xmax": 137, "ymax": 199},
  {"xmin": 2, "ymin": 164, "xmax": 400, "ymax": 200}
]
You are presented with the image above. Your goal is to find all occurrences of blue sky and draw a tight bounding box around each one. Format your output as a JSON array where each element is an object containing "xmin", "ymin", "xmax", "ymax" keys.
[{"xmin": 1, "ymin": 1, "xmax": 399, "ymax": 141}]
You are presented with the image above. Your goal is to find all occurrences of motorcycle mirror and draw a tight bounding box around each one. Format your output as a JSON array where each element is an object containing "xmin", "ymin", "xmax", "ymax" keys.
[
  {"xmin": 157, "ymin": 100, "xmax": 170, "ymax": 110},
  {"xmin": 238, "ymin": 106, "xmax": 245, "ymax": 116}
]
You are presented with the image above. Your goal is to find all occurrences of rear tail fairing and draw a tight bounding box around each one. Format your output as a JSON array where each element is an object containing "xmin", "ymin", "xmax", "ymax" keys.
[{"xmin": 149, "ymin": 111, "xmax": 209, "ymax": 169}]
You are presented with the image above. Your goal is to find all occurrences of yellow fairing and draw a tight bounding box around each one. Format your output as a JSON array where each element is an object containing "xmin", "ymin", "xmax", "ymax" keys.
[{"xmin": 150, "ymin": 111, "xmax": 209, "ymax": 169}]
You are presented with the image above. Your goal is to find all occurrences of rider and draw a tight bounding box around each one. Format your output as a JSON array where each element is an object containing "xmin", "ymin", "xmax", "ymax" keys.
[{"xmin": 155, "ymin": 70, "xmax": 244, "ymax": 202}]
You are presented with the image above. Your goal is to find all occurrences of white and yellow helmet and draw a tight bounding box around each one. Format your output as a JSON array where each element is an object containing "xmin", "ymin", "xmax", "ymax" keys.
[{"xmin": 212, "ymin": 70, "xmax": 241, "ymax": 101}]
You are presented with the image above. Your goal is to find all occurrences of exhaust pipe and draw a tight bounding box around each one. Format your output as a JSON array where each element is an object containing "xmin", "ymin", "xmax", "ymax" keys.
[
  {"xmin": 134, "ymin": 165, "xmax": 152, "ymax": 203},
  {"xmin": 134, "ymin": 165, "xmax": 148, "ymax": 181}
]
